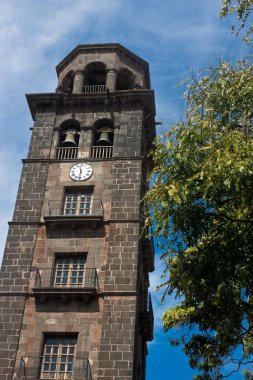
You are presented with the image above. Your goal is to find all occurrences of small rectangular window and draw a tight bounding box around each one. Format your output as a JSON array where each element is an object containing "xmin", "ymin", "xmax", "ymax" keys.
[
  {"xmin": 64, "ymin": 190, "xmax": 93, "ymax": 216},
  {"xmin": 41, "ymin": 335, "xmax": 77, "ymax": 379}
]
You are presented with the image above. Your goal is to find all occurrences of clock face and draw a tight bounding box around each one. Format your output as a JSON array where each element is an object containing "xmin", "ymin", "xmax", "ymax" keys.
[{"xmin": 69, "ymin": 163, "xmax": 93, "ymax": 181}]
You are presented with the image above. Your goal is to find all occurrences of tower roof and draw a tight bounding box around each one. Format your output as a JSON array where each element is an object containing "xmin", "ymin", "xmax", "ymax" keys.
[{"xmin": 56, "ymin": 43, "xmax": 151, "ymax": 89}]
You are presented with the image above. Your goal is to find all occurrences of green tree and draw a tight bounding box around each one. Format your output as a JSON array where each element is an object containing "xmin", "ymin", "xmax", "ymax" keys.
[
  {"xmin": 220, "ymin": 0, "xmax": 253, "ymax": 42},
  {"xmin": 244, "ymin": 371, "xmax": 253, "ymax": 379},
  {"xmin": 145, "ymin": 60, "xmax": 253, "ymax": 378}
]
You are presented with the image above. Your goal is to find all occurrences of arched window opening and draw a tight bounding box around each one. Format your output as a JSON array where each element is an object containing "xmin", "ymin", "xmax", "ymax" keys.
[
  {"xmin": 116, "ymin": 68, "xmax": 136, "ymax": 90},
  {"xmin": 56, "ymin": 71, "xmax": 75, "ymax": 94},
  {"xmin": 56, "ymin": 120, "xmax": 80, "ymax": 159},
  {"xmin": 91, "ymin": 118, "xmax": 114, "ymax": 159},
  {"xmin": 83, "ymin": 62, "xmax": 107, "ymax": 94}
]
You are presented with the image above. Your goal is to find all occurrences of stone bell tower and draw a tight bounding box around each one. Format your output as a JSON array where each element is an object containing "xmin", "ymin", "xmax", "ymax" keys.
[{"xmin": 0, "ymin": 43, "xmax": 156, "ymax": 380}]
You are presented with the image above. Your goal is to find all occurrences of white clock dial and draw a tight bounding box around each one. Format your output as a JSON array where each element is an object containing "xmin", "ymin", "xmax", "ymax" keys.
[{"xmin": 69, "ymin": 163, "xmax": 93, "ymax": 181}]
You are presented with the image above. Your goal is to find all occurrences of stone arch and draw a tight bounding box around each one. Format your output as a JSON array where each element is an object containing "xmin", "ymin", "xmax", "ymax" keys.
[
  {"xmin": 57, "ymin": 70, "xmax": 75, "ymax": 93},
  {"xmin": 93, "ymin": 118, "xmax": 114, "ymax": 146},
  {"xmin": 58, "ymin": 119, "xmax": 80, "ymax": 147},
  {"xmin": 84, "ymin": 61, "xmax": 107, "ymax": 86},
  {"xmin": 116, "ymin": 68, "xmax": 136, "ymax": 90}
]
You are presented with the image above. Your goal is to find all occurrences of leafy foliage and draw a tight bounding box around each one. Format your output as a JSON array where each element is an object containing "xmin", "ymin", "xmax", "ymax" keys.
[
  {"xmin": 220, "ymin": 0, "xmax": 253, "ymax": 42},
  {"xmin": 145, "ymin": 60, "xmax": 253, "ymax": 378}
]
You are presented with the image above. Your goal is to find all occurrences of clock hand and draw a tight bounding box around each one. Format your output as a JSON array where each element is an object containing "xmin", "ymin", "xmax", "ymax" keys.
[{"xmin": 79, "ymin": 166, "xmax": 82, "ymax": 179}]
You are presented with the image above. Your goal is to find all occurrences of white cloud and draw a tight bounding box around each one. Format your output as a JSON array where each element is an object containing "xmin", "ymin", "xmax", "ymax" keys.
[
  {"xmin": 0, "ymin": 0, "xmax": 124, "ymax": 262},
  {"xmin": 0, "ymin": 0, "xmax": 122, "ymax": 76}
]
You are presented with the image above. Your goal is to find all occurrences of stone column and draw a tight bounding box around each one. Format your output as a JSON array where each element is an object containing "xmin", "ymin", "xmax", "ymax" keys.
[
  {"xmin": 73, "ymin": 70, "xmax": 85, "ymax": 93},
  {"xmin": 50, "ymin": 128, "xmax": 59, "ymax": 159},
  {"xmin": 106, "ymin": 69, "xmax": 118, "ymax": 92},
  {"xmin": 78, "ymin": 127, "xmax": 92, "ymax": 159}
]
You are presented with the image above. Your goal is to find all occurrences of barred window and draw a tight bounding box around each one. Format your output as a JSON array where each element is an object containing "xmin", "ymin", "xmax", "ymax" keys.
[
  {"xmin": 41, "ymin": 336, "xmax": 77, "ymax": 379},
  {"xmin": 54, "ymin": 256, "xmax": 86, "ymax": 288},
  {"xmin": 64, "ymin": 191, "xmax": 93, "ymax": 216}
]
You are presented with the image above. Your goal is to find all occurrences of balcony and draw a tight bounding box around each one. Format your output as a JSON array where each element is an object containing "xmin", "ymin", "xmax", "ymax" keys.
[
  {"xmin": 33, "ymin": 267, "xmax": 99, "ymax": 303},
  {"xmin": 91, "ymin": 146, "xmax": 113, "ymax": 159},
  {"xmin": 141, "ymin": 229, "xmax": 155, "ymax": 272},
  {"xmin": 43, "ymin": 199, "xmax": 104, "ymax": 229},
  {"xmin": 18, "ymin": 356, "xmax": 92, "ymax": 380},
  {"xmin": 56, "ymin": 147, "xmax": 78, "ymax": 160},
  {"xmin": 83, "ymin": 85, "xmax": 106, "ymax": 94},
  {"xmin": 139, "ymin": 292, "xmax": 154, "ymax": 341}
]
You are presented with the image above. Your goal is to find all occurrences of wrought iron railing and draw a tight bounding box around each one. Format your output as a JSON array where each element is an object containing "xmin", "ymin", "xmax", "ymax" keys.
[
  {"xmin": 141, "ymin": 234, "xmax": 154, "ymax": 273},
  {"xmin": 45, "ymin": 199, "xmax": 104, "ymax": 218},
  {"xmin": 34, "ymin": 268, "xmax": 99, "ymax": 290},
  {"xmin": 18, "ymin": 356, "xmax": 92, "ymax": 380},
  {"xmin": 56, "ymin": 147, "xmax": 78, "ymax": 159},
  {"xmin": 146, "ymin": 293, "xmax": 154, "ymax": 329},
  {"xmin": 91, "ymin": 146, "xmax": 113, "ymax": 159},
  {"xmin": 141, "ymin": 292, "xmax": 154, "ymax": 340},
  {"xmin": 83, "ymin": 85, "xmax": 106, "ymax": 94}
]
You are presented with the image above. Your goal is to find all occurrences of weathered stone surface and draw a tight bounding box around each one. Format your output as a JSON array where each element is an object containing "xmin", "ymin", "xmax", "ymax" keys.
[
  {"xmin": 0, "ymin": 44, "xmax": 155, "ymax": 380},
  {"xmin": 0, "ymin": 296, "xmax": 26, "ymax": 380}
]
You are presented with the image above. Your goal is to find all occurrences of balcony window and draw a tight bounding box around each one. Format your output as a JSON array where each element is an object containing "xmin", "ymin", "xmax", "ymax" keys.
[
  {"xmin": 44, "ymin": 189, "xmax": 103, "ymax": 229},
  {"xmin": 64, "ymin": 191, "xmax": 93, "ymax": 216},
  {"xmin": 41, "ymin": 336, "xmax": 77, "ymax": 379},
  {"xmin": 54, "ymin": 256, "xmax": 86, "ymax": 288},
  {"xmin": 33, "ymin": 262, "xmax": 99, "ymax": 304},
  {"xmin": 18, "ymin": 355, "xmax": 92, "ymax": 380}
]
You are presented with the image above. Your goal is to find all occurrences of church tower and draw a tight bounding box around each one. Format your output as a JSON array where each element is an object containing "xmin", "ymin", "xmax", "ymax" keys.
[{"xmin": 0, "ymin": 43, "xmax": 156, "ymax": 380}]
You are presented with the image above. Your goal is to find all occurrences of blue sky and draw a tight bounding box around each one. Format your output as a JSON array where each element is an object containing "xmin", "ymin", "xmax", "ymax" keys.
[{"xmin": 0, "ymin": 1, "xmax": 252, "ymax": 379}]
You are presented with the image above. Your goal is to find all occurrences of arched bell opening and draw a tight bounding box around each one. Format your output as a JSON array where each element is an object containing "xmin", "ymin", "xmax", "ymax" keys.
[
  {"xmin": 59, "ymin": 120, "xmax": 80, "ymax": 147},
  {"xmin": 56, "ymin": 120, "xmax": 80, "ymax": 160},
  {"xmin": 94, "ymin": 118, "xmax": 114, "ymax": 146},
  {"xmin": 91, "ymin": 118, "xmax": 114, "ymax": 159},
  {"xmin": 116, "ymin": 68, "xmax": 136, "ymax": 90},
  {"xmin": 56, "ymin": 70, "xmax": 75, "ymax": 94},
  {"xmin": 83, "ymin": 62, "xmax": 107, "ymax": 94}
]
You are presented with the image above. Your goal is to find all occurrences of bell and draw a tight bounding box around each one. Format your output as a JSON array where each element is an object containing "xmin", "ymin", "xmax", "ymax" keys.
[
  {"xmin": 97, "ymin": 132, "xmax": 111, "ymax": 146},
  {"xmin": 62, "ymin": 129, "xmax": 77, "ymax": 147}
]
